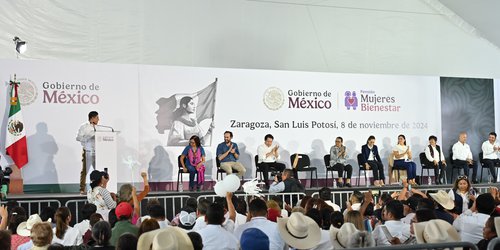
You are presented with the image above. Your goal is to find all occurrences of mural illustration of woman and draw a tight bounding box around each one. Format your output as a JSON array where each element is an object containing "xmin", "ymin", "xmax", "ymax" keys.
[{"xmin": 167, "ymin": 96, "xmax": 214, "ymax": 146}]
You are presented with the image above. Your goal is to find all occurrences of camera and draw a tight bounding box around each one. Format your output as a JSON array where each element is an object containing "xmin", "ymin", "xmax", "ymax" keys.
[
  {"xmin": 0, "ymin": 166, "xmax": 13, "ymax": 184},
  {"xmin": 0, "ymin": 166, "xmax": 12, "ymax": 200},
  {"xmin": 276, "ymin": 173, "xmax": 282, "ymax": 182}
]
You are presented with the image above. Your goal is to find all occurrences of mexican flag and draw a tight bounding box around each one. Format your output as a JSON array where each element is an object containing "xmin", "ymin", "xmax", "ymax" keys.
[{"xmin": 6, "ymin": 79, "xmax": 28, "ymax": 168}]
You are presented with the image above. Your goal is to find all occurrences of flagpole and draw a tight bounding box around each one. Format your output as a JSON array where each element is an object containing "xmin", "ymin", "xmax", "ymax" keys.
[{"xmin": 209, "ymin": 78, "xmax": 218, "ymax": 146}]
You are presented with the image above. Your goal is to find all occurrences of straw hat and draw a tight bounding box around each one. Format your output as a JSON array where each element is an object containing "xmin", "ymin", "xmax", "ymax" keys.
[
  {"xmin": 17, "ymin": 214, "xmax": 51, "ymax": 237},
  {"xmin": 137, "ymin": 227, "xmax": 194, "ymax": 250},
  {"xmin": 277, "ymin": 212, "xmax": 321, "ymax": 249},
  {"xmin": 429, "ymin": 190, "xmax": 454, "ymax": 210},
  {"xmin": 494, "ymin": 217, "xmax": 500, "ymax": 237},
  {"xmin": 330, "ymin": 222, "xmax": 358, "ymax": 249},
  {"xmin": 413, "ymin": 219, "xmax": 460, "ymax": 244}
]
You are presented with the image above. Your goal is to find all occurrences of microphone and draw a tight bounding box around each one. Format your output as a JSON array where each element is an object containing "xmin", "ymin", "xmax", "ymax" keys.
[{"xmin": 95, "ymin": 124, "xmax": 114, "ymax": 132}]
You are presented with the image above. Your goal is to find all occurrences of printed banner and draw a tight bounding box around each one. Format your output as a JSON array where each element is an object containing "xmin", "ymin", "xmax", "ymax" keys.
[
  {"xmin": 0, "ymin": 59, "xmax": 441, "ymax": 187},
  {"xmin": 139, "ymin": 67, "xmax": 441, "ymax": 181}
]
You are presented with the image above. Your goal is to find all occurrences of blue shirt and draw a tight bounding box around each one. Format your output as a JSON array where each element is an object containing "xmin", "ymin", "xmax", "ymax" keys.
[
  {"xmin": 216, "ymin": 142, "xmax": 240, "ymax": 162},
  {"xmin": 182, "ymin": 146, "xmax": 206, "ymax": 168}
]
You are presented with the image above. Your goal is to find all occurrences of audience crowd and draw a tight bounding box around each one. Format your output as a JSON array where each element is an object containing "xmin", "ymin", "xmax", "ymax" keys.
[{"xmin": 2, "ymin": 174, "xmax": 500, "ymax": 250}]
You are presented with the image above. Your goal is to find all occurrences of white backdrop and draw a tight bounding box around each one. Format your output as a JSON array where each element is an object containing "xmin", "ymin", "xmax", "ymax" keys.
[
  {"xmin": 0, "ymin": 59, "xmax": 139, "ymax": 185},
  {"xmin": 0, "ymin": 59, "xmax": 441, "ymax": 186},
  {"xmin": 140, "ymin": 66, "xmax": 441, "ymax": 181}
]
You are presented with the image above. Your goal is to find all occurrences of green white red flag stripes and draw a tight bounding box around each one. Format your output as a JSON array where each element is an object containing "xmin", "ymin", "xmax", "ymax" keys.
[{"xmin": 5, "ymin": 79, "xmax": 28, "ymax": 168}]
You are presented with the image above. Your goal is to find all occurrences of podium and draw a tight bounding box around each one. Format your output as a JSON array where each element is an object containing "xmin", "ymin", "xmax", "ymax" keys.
[{"xmin": 95, "ymin": 131, "xmax": 118, "ymax": 193}]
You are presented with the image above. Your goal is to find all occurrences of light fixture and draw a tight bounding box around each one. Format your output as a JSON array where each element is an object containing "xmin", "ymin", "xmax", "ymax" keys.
[{"xmin": 13, "ymin": 36, "xmax": 27, "ymax": 54}]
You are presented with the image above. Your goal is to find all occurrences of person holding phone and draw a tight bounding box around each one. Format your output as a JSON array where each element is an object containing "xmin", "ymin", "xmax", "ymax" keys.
[{"xmin": 76, "ymin": 111, "xmax": 99, "ymax": 195}]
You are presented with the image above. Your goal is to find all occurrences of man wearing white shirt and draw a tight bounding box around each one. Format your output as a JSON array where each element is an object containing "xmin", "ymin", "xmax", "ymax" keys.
[
  {"xmin": 424, "ymin": 135, "xmax": 447, "ymax": 184},
  {"xmin": 148, "ymin": 204, "xmax": 170, "ymax": 228},
  {"xmin": 372, "ymin": 200, "xmax": 411, "ymax": 246},
  {"xmin": 319, "ymin": 187, "xmax": 341, "ymax": 212},
  {"xmin": 197, "ymin": 202, "xmax": 238, "ymax": 250},
  {"xmin": 319, "ymin": 187, "xmax": 341, "ymax": 211},
  {"xmin": 234, "ymin": 199, "xmax": 284, "ymax": 250},
  {"xmin": 257, "ymin": 134, "xmax": 286, "ymax": 189},
  {"xmin": 452, "ymin": 132, "xmax": 478, "ymax": 183},
  {"xmin": 343, "ymin": 190, "xmax": 363, "ymax": 216},
  {"xmin": 73, "ymin": 204, "xmax": 96, "ymax": 239},
  {"xmin": 76, "ymin": 111, "xmax": 99, "ymax": 194},
  {"xmin": 193, "ymin": 198, "xmax": 211, "ymax": 231},
  {"xmin": 453, "ymin": 193, "xmax": 495, "ymax": 244},
  {"xmin": 193, "ymin": 199, "xmax": 236, "ymax": 233},
  {"xmin": 482, "ymin": 132, "xmax": 500, "ymax": 182}
]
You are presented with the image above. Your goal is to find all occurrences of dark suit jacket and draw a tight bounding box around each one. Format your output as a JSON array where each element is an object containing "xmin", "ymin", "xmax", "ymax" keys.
[{"xmin": 360, "ymin": 144, "xmax": 382, "ymax": 164}]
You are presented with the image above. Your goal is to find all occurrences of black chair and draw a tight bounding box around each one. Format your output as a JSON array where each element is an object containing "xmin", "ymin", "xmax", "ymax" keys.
[
  {"xmin": 479, "ymin": 152, "xmax": 500, "ymax": 182},
  {"xmin": 323, "ymin": 154, "xmax": 346, "ymax": 187},
  {"xmin": 254, "ymin": 155, "xmax": 262, "ymax": 180},
  {"xmin": 419, "ymin": 152, "xmax": 439, "ymax": 185},
  {"xmin": 254, "ymin": 155, "xmax": 280, "ymax": 182},
  {"xmin": 216, "ymin": 157, "xmax": 243, "ymax": 181},
  {"xmin": 356, "ymin": 153, "xmax": 373, "ymax": 187},
  {"xmin": 177, "ymin": 155, "xmax": 197, "ymax": 191},
  {"xmin": 449, "ymin": 153, "xmax": 474, "ymax": 183},
  {"xmin": 290, "ymin": 154, "xmax": 318, "ymax": 188}
]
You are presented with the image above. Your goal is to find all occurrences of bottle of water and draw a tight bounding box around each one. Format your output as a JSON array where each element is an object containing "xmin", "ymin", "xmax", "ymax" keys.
[
  {"xmin": 428, "ymin": 176, "xmax": 432, "ymax": 185},
  {"xmin": 179, "ymin": 181, "xmax": 184, "ymax": 192},
  {"xmin": 333, "ymin": 179, "xmax": 337, "ymax": 188}
]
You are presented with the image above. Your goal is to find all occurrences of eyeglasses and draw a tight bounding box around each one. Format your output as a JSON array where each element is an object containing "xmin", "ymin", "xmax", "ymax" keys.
[{"xmin": 458, "ymin": 175, "xmax": 468, "ymax": 180}]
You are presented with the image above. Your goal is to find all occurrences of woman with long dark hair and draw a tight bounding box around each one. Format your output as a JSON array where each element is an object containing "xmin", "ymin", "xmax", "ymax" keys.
[
  {"xmin": 52, "ymin": 207, "xmax": 81, "ymax": 245},
  {"xmin": 361, "ymin": 135, "xmax": 386, "ymax": 187},
  {"xmin": 180, "ymin": 135, "xmax": 206, "ymax": 191},
  {"xmin": 87, "ymin": 170, "xmax": 116, "ymax": 219},
  {"xmin": 90, "ymin": 221, "xmax": 114, "ymax": 250},
  {"xmin": 167, "ymin": 96, "xmax": 214, "ymax": 146},
  {"xmin": 392, "ymin": 134, "xmax": 418, "ymax": 185},
  {"xmin": 448, "ymin": 176, "xmax": 475, "ymax": 214}
]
